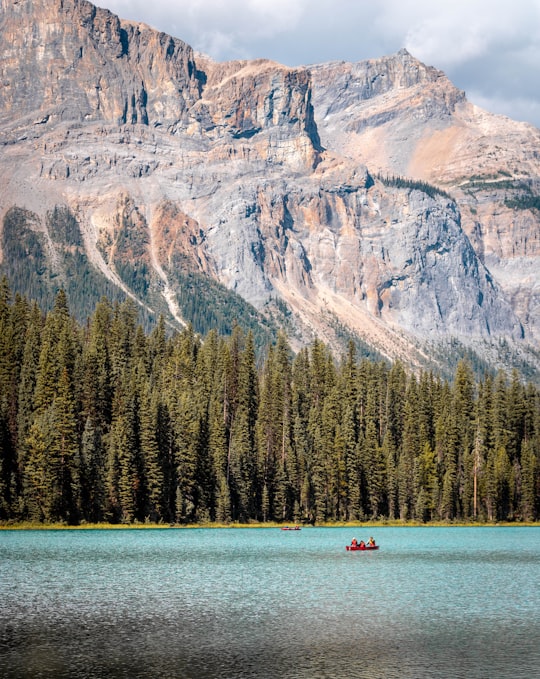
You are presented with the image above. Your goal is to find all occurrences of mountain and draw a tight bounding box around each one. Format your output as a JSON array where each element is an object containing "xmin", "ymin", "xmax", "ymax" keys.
[{"xmin": 1, "ymin": 0, "xmax": 539, "ymax": 380}]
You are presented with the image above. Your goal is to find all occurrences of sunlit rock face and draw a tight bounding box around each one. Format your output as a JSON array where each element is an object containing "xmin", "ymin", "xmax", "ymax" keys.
[
  {"xmin": 1, "ymin": 0, "xmax": 539, "ymax": 373},
  {"xmin": 310, "ymin": 50, "xmax": 540, "ymax": 346}
]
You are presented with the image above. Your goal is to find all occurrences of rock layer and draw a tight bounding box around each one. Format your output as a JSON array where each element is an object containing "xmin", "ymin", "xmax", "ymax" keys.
[{"xmin": 1, "ymin": 0, "xmax": 539, "ymax": 375}]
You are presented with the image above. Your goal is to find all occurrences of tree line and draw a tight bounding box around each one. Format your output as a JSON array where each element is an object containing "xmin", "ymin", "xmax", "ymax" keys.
[{"xmin": 0, "ymin": 279, "xmax": 538, "ymax": 525}]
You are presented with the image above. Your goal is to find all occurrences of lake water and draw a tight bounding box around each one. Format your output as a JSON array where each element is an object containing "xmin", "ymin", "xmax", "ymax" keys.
[{"xmin": 1, "ymin": 526, "xmax": 539, "ymax": 678}]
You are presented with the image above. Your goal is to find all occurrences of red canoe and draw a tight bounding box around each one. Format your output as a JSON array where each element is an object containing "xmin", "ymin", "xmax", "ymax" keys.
[
  {"xmin": 281, "ymin": 526, "xmax": 301, "ymax": 530},
  {"xmin": 346, "ymin": 545, "xmax": 379, "ymax": 551}
]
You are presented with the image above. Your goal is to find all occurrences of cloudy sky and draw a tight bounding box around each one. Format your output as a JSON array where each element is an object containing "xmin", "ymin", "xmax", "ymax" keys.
[{"xmin": 95, "ymin": 0, "xmax": 540, "ymax": 128}]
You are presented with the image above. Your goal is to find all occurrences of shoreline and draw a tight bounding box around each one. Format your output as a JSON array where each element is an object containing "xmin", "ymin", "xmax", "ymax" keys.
[{"xmin": 1, "ymin": 520, "xmax": 538, "ymax": 530}]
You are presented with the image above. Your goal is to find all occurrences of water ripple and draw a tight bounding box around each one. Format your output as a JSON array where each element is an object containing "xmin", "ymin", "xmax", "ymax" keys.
[{"xmin": 1, "ymin": 526, "xmax": 539, "ymax": 678}]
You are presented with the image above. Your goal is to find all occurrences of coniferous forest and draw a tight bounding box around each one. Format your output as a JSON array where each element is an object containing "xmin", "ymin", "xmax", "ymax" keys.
[{"xmin": 0, "ymin": 279, "xmax": 538, "ymax": 526}]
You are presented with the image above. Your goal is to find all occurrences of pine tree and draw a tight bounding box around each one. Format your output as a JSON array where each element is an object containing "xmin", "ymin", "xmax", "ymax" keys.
[
  {"xmin": 273, "ymin": 333, "xmax": 295, "ymax": 520},
  {"xmin": 207, "ymin": 381, "xmax": 229, "ymax": 521},
  {"xmin": 21, "ymin": 292, "xmax": 82, "ymax": 523},
  {"xmin": 0, "ymin": 416, "xmax": 9, "ymax": 517},
  {"xmin": 361, "ymin": 364, "xmax": 386, "ymax": 519},
  {"xmin": 483, "ymin": 447, "xmax": 497, "ymax": 521},
  {"xmin": 23, "ymin": 409, "xmax": 55, "ymax": 521},
  {"xmin": 452, "ymin": 360, "xmax": 476, "ymax": 517},
  {"xmin": 229, "ymin": 331, "xmax": 259, "ymax": 521},
  {"xmin": 414, "ymin": 442, "xmax": 437, "ymax": 522},
  {"xmin": 472, "ymin": 376, "xmax": 492, "ymax": 520},
  {"xmin": 34, "ymin": 290, "xmax": 79, "ymax": 412},
  {"xmin": 139, "ymin": 382, "xmax": 164, "ymax": 522},
  {"xmin": 109, "ymin": 299, "xmax": 139, "ymax": 381},
  {"xmin": 436, "ymin": 384, "xmax": 458, "ymax": 520},
  {"xmin": 307, "ymin": 340, "xmax": 335, "ymax": 522},
  {"xmin": 81, "ymin": 298, "xmax": 113, "ymax": 429},
  {"xmin": 257, "ymin": 345, "xmax": 278, "ymax": 518},
  {"xmin": 398, "ymin": 376, "xmax": 419, "ymax": 520},
  {"xmin": 337, "ymin": 342, "xmax": 360, "ymax": 520},
  {"xmin": 492, "ymin": 371, "xmax": 509, "ymax": 453},
  {"xmin": 80, "ymin": 417, "xmax": 106, "ymax": 522},
  {"xmin": 494, "ymin": 445, "xmax": 513, "ymax": 520},
  {"xmin": 342, "ymin": 400, "xmax": 361, "ymax": 519},
  {"xmin": 106, "ymin": 369, "xmax": 140, "ymax": 523},
  {"xmin": 321, "ymin": 384, "xmax": 343, "ymax": 520},
  {"xmin": 161, "ymin": 325, "xmax": 200, "ymax": 523},
  {"xmin": 292, "ymin": 348, "xmax": 312, "ymax": 522},
  {"xmin": 216, "ymin": 474, "xmax": 231, "ymax": 523},
  {"xmin": 148, "ymin": 314, "xmax": 168, "ymax": 383},
  {"xmin": 0, "ymin": 278, "xmax": 15, "ymax": 517},
  {"xmin": 385, "ymin": 360, "xmax": 407, "ymax": 452},
  {"xmin": 520, "ymin": 439, "xmax": 538, "ymax": 521},
  {"xmin": 49, "ymin": 368, "xmax": 81, "ymax": 523},
  {"xmin": 382, "ymin": 432, "xmax": 398, "ymax": 519},
  {"xmin": 172, "ymin": 390, "xmax": 200, "ymax": 523},
  {"xmin": 15, "ymin": 302, "xmax": 43, "ymax": 517}
]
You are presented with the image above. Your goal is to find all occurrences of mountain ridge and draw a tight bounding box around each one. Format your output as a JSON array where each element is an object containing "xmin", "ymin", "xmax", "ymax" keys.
[{"xmin": 1, "ymin": 0, "xmax": 539, "ymax": 379}]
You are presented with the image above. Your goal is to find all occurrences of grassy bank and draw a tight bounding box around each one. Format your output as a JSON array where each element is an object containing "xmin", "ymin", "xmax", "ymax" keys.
[{"xmin": 1, "ymin": 520, "xmax": 538, "ymax": 530}]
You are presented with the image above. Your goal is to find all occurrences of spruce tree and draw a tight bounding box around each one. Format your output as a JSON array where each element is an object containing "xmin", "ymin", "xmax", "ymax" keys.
[
  {"xmin": 139, "ymin": 382, "xmax": 164, "ymax": 522},
  {"xmin": 0, "ymin": 278, "xmax": 15, "ymax": 517},
  {"xmin": 81, "ymin": 298, "xmax": 113, "ymax": 429},
  {"xmin": 106, "ymin": 369, "xmax": 140, "ymax": 523},
  {"xmin": 414, "ymin": 443, "xmax": 437, "ymax": 522},
  {"xmin": 16, "ymin": 302, "xmax": 43, "ymax": 517},
  {"xmin": 494, "ymin": 445, "xmax": 513, "ymax": 520},
  {"xmin": 452, "ymin": 360, "xmax": 476, "ymax": 517},
  {"xmin": 24, "ymin": 410, "xmax": 55, "ymax": 521},
  {"xmin": 398, "ymin": 376, "xmax": 419, "ymax": 520},
  {"xmin": 292, "ymin": 348, "xmax": 312, "ymax": 521},
  {"xmin": 520, "ymin": 439, "xmax": 538, "ymax": 521},
  {"xmin": 338, "ymin": 342, "xmax": 360, "ymax": 520},
  {"xmin": 80, "ymin": 417, "xmax": 106, "ymax": 522},
  {"xmin": 436, "ymin": 383, "xmax": 458, "ymax": 520},
  {"xmin": 229, "ymin": 331, "xmax": 258, "ymax": 521},
  {"xmin": 49, "ymin": 368, "xmax": 81, "ymax": 523},
  {"xmin": 307, "ymin": 340, "xmax": 334, "ymax": 522}
]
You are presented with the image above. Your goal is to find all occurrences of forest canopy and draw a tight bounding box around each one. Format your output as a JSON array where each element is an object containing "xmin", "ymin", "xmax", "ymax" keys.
[{"xmin": 0, "ymin": 279, "xmax": 538, "ymax": 525}]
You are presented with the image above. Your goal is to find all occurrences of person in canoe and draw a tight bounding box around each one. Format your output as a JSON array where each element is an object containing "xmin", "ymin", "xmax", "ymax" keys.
[
  {"xmin": 351, "ymin": 537, "xmax": 358, "ymax": 547},
  {"xmin": 359, "ymin": 540, "xmax": 366, "ymax": 549},
  {"xmin": 368, "ymin": 536, "xmax": 376, "ymax": 547}
]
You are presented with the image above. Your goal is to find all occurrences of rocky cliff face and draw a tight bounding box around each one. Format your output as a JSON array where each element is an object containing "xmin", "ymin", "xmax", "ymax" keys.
[
  {"xmin": 310, "ymin": 50, "xmax": 540, "ymax": 347},
  {"xmin": 0, "ymin": 0, "xmax": 201, "ymax": 128},
  {"xmin": 1, "ymin": 0, "xmax": 539, "ymax": 377}
]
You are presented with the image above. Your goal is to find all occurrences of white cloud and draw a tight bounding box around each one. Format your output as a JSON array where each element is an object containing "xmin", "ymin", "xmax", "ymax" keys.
[
  {"xmin": 97, "ymin": 0, "xmax": 309, "ymax": 60},
  {"xmin": 470, "ymin": 91, "xmax": 540, "ymax": 128},
  {"xmin": 399, "ymin": 0, "xmax": 539, "ymax": 69},
  {"xmin": 178, "ymin": 0, "xmax": 308, "ymax": 60}
]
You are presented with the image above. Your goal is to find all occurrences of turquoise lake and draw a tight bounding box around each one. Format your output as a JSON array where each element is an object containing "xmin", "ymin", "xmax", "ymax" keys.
[{"xmin": 1, "ymin": 526, "xmax": 539, "ymax": 678}]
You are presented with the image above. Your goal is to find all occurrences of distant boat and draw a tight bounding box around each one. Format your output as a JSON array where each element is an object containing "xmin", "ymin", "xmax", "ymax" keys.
[
  {"xmin": 281, "ymin": 526, "xmax": 301, "ymax": 531},
  {"xmin": 346, "ymin": 544, "xmax": 378, "ymax": 551}
]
